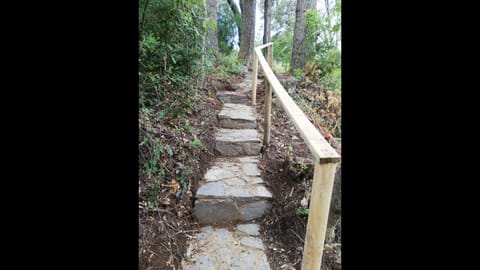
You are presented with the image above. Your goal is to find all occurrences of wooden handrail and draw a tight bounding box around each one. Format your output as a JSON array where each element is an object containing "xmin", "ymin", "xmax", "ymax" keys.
[
  {"xmin": 252, "ymin": 43, "xmax": 341, "ymax": 270},
  {"xmin": 254, "ymin": 42, "xmax": 274, "ymax": 50},
  {"xmin": 253, "ymin": 46, "xmax": 340, "ymax": 163}
]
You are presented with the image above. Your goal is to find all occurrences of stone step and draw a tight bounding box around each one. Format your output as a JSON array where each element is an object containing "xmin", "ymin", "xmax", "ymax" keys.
[
  {"xmin": 192, "ymin": 156, "xmax": 272, "ymax": 224},
  {"xmin": 182, "ymin": 224, "xmax": 270, "ymax": 270},
  {"xmin": 218, "ymin": 103, "xmax": 257, "ymax": 129},
  {"xmin": 215, "ymin": 128, "xmax": 261, "ymax": 156},
  {"xmin": 216, "ymin": 91, "xmax": 249, "ymax": 105}
]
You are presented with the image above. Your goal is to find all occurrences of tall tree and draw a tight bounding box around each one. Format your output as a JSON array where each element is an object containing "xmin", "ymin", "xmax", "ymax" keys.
[
  {"xmin": 226, "ymin": 0, "xmax": 242, "ymax": 47},
  {"xmin": 238, "ymin": 0, "xmax": 257, "ymax": 63},
  {"xmin": 272, "ymin": 0, "xmax": 296, "ymax": 33},
  {"xmin": 263, "ymin": 0, "xmax": 272, "ymax": 47},
  {"xmin": 205, "ymin": 0, "xmax": 219, "ymax": 51},
  {"xmin": 217, "ymin": 0, "xmax": 238, "ymax": 53},
  {"xmin": 290, "ymin": 0, "xmax": 316, "ymax": 73}
]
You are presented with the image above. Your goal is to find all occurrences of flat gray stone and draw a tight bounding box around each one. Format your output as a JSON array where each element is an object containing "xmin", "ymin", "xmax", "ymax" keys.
[
  {"xmin": 196, "ymin": 226, "xmax": 213, "ymax": 240},
  {"xmin": 196, "ymin": 182, "xmax": 228, "ymax": 197},
  {"xmin": 215, "ymin": 141, "xmax": 262, "ymax": 156},
  {"xmin": 242, "ymin": 201, "xmax": 271, "ymax": 220},
  {"xmin": 182, "ymin": 226, "xmax": 270, "ymax": 270},
  {"xmin": 204, "ymin": 167, "xmax": 236, "ymax": 182},
  {"xmin": 246, "ymin": 177, "xmax": 264, "ymax": 184},
  {"xmin": 218, "ymin": 103, "xmax": 257, "ymax": 129},
  {"xmin": 217, "ymin": 91, "xmax": 248, "ymax": 104},
  {"xmin": 192, "ymin": 199, "xmax": 238, "ymax": 224},
  {"xmin": 219, "ymin": 103, "xmax": 256, "ymax": 120},
  {"xmin": 236, "ymin": 224, "xmax": 260, "ymax": 236},
  {"xmin": 254, "ymin": 186, "xmax": 273, "ymax": 198},
  {"xmin": 183, "ymin": 253, "xmax": 215, "ymax": 270},
  {"xmin": 199, "ymin": 157, "xmax": 267, "ymax": 193},
  {"xmin": 215, "ymin": 129, "xmax": 261, "ymax": 156},
  {"xmin": 219, "ymin": 118, "xmax": 257, "ymax": 129},
  {"xmin": 231, "ymin": 77, "xmax": 252, "ymax": 93},
  {"xmin": 216, "ymin": 128, "xmax": 260, "ymax": 143},
  {"xmin": 235, "ymin": 156, "xmax": 259, "ymax": 163},
  {"xmin": 240, "ymin": 236, "xmax": 264, "ymax": 250},
  {"xmin": 224, "ymin": 178, "xmax": 246, "ymax": 186},
  {"xmin": 212, "ymin": 228, "xmax": 234, "ymax": 242},
  {"xmin": 243, "ymin": 163, "xmax": 261, "ymax": 176},
  {"xmin": 229, "ymin": 186, "xmax": 254, "ymax": 197},
  {"xmin": 194, "ymin": 156, "xmax": 271, "ymax": 223}
]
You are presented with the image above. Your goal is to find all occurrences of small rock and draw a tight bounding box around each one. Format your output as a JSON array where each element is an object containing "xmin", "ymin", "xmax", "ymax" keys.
[{"xmin": 236, "ymin": 224, "xmax": 260, "ymax": 236}]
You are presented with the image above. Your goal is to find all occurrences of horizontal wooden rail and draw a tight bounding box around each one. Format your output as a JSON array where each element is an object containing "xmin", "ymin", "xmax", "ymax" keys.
[
  {"xmin": 252, "ymin": 43, "xmax": 341, "ymax": 270},
  {"xmin": 253, "ymin": 46, "xmax": 340, "ymax": 163},
  {"xmin": 255, "ymin": 42, "xmax": 273, "ymax": 50}
]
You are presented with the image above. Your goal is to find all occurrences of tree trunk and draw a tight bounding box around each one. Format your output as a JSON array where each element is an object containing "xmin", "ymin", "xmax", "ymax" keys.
[
  {"xmin": 238, "ymin": 0, "xmax": 256, "ymax": 64},
  {"xmin": 205, "ymin": 0, "xmax": 218, "ymax": 51},
  {"xmin": 290, "ymin": 0, "xmax": 316, "ymax": 73},
  {"xmin": 263, "ymin": 0, "xmax": 272, "ymax": 48},
  {"xmin": 325, "ymin": 0, "xmax": 330, "ymax": 16},
  {"xmin": 226, "ymin": 0, "xmax": 242, "ymax": 47},
  {"xmin": 199, "ymin": 0, "xmax": 208, "ymax": 87}
]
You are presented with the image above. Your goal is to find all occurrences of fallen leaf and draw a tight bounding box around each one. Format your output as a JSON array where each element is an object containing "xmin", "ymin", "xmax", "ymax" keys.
[{"xmin": 161, "ymin": 198, "xmax": 170, "ymax": 206}]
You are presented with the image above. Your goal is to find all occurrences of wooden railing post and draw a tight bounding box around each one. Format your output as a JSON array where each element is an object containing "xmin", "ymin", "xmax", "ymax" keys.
[
  {"xmin": 263, "ymin": 50, "xmax": 270, "ymax": 101},
  {"xmin": 268, "ymin": 45, "xmax": 273, "ymax": 69},
  {"xmin": 251, "ymin": 52, "xmax": 258, "ymax": 106},
  {"xmin": 301, "ymin": 160, "xmax": 339, "ymax": 270},
  {"xmin": 263, "ymin": 46, "xmax": 270, "ymax": 95},
  {"xmin": 263, "ymin": 45, "xmax": 273, "ymax": 145},
  {"xmin": 263, "ymin": 77, "xmax": 272, "ymax": 145}
]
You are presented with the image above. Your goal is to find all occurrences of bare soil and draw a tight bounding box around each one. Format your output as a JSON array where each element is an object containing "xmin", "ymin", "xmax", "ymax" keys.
[{"xmin": 139, "ymin": 78, "xmax": 226, "ymax": 269}]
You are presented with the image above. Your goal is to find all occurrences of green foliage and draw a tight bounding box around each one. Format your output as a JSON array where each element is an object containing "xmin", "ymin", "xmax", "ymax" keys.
[
  {"xmin": 139, "ymin": 0, "xmax": 205, "ymax": 108},
  {"xmin": 183, "ymin": 124, "xmax": 195, "ymax": 134},
  {"xmin": 293, "ymin": 69, "xmax": 304, "ymax": 80},
  {"xmin": 148, "ymin": 142, "xmax": 163, "ymax": 175},
  {"xmin": 272, "ymin": 0, "xmax": 296, "ymax": 33},
  {"xmin": 189, "ymin": 139, "xmax": 203, "ymax": 149},
  {"xmin": 311, "ymin": 0, "xmax": 341, "ymax": 57},
  {"xmin": 269, "ymin": 0, "xmax": 341, "ymax": 75},
  {"xmin": 166, "ymin": 145, "xmax": 174, "ymax": 157},
  {"xmin": 179, "ymin": 171, "xmax": 191, "ymax": 188},
  {"xmin": 297, "ymin": 159, "xmax": 309, "ymax": 174},
  {"xmin": 316, "ymin": 50, "xmax": 340, "ymax": 76},
  {"xmin": 272, "ymin": 30, "xmax": 293, "ymax": 70},
  {"xmin": 321, "ymin": 67, "xmax": 341, "ymax": 91},
  {"xmin": 308, "ymin": 49, "xmax": 341, "ymax": 91},
  {"xmin": 305, "ymin": 9, "xmax": 323, "ymax": 60},
  {"xmin": 296, "ymin": 207, "xmax": 310, "ymax": 216},
  {"xmin": 300, "ymin": 2, "xmax": 342, "ymax": 92},
  {"xmin": 149, "ymin": 179, "xmax": 161, "ymax": 208},
  {"xmin": 138, "ymin": 1, "xmax": 210, "ymax": 204},
  {"xmin": 268, "ymin": 0, "xmax": 296, "ymax": 71},
  {"xmin": 217, "ymin": 1, "xmax": 238, "ymax": 54},
  {"xmin": 285, "ymin": 145, "xmax": 294, "ymax": 167},
  {"xmin": 211, "ymin": 51, "xmax": 243, "ymax": 80}
]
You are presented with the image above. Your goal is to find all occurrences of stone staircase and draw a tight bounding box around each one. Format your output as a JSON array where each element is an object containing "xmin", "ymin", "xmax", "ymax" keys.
[{"xmin": 182, "ymin": 70, "xmax": 272, "ymax": 269}]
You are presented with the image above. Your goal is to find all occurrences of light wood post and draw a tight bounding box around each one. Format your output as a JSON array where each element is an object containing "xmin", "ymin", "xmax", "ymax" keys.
[
  {"xmin": 263, "ymin": 46, "xmax": 270, "ymax": 95},
  {"xmin": 263, "ymin": 44, "xmax": 273, "ymax": 145},
  {"xmin": 301, "ymin": 161, "xmax": 339, "ymax": 270},
  {"xmin": 268, "ymin": 45, "xmax": 273, "ymax": 69},
  {"xmin": 263, "ymin": 84, "xmax": 272, "ymax": 144},
  {"xmin": 251, "ymin": 52, "xmax": 258, "ymax": 106}
]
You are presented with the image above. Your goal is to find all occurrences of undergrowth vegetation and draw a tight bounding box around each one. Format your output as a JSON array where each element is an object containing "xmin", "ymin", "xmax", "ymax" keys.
[{"xmin": 138, "ymin": 1, "xmax": 247, "ymax": 268}]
